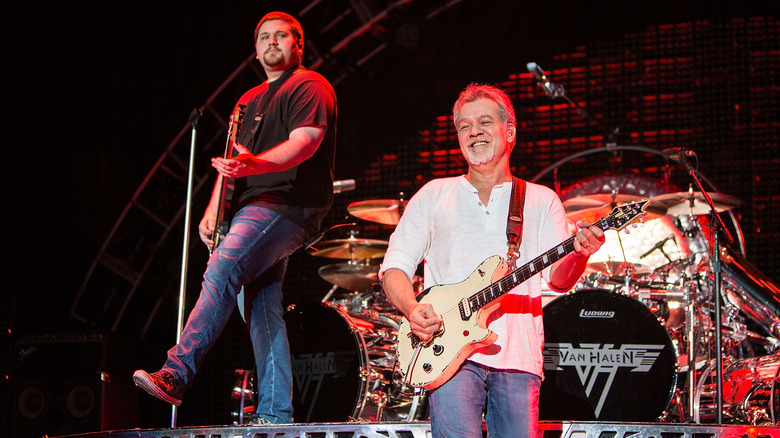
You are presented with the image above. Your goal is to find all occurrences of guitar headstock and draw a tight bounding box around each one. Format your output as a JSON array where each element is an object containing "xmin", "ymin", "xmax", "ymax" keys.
[
  {"xmin": 604, "ymin": 200, "xmax": 649, "ymax": 231},
  {"xmin": 228, "ymin": 105, "xmax": 245, "ymax": 142}
]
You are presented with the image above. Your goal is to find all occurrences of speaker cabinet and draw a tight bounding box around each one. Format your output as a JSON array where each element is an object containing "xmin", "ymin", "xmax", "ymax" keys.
[{"xmin": 8, "ymin": 332, "xmax": 138, "ymax": 437}]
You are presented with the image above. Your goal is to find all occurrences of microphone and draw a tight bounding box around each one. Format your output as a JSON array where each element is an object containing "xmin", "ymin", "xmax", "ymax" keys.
[
  {"xmin": 527, "ymin": 62, "xmax": 565, "ymax": 98},
  {"xmin": 639, "ymin": 234, "xmax": 676, "ymax": 260},
  {"xmin": 333, "ymin": 179, "xmax": 356, "ymax": 193},
  {"xmin": 660, "ymin": 148, "xmax": 696, "ymax": 161}
]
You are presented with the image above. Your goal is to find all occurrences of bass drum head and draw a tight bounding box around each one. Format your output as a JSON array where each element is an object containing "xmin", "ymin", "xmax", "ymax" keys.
[
  {"xmin": 540, "ymin": 289, "xmax": 677, "ymax": 422},
  {"xmin": 284, "ymin": 304, "xmax": 366, "ymax": 422}
]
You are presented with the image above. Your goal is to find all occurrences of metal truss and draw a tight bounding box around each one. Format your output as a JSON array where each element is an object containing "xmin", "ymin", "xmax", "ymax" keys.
[{"xmin": 70, "ymin": 0, "xmax": 464, "ymax": 338}]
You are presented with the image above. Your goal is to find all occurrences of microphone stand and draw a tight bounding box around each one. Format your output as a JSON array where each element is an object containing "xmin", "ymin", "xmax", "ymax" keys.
[
  {"xmin": 676, "ymin": 155, "xmax": 733, "ymax": 424},
  {"xmin": 171, "ymin": 108, "xmax": 202, "ymax": 427},
  {"xmin": 530, "ymin": 63, "xmax": 620, "ymax": 146}
]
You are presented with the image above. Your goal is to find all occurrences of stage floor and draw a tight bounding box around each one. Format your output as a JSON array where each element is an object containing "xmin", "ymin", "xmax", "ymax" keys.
[{"xmin": 55, "ymin": 421, "xmax": 780, "ymax": 438}]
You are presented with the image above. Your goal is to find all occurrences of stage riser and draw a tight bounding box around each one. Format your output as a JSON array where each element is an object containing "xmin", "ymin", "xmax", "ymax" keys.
[{"xmin": 53, "ymin": 421, "xmax": 780, "ymax": 438}]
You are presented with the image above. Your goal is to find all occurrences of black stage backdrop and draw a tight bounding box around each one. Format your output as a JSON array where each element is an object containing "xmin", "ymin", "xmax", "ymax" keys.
[{"xmin": 3, "ymin": 0, "xmax": 778, "ymax": 432}]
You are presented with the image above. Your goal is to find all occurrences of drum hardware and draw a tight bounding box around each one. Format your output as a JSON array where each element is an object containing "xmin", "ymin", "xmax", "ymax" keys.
[
  {"xmin": 640, "ymin": 234, "xmax": 677, "ymax": 264},
  {"xmin": 231, "ymin": 368, "xmax": 255, "ymax": 425},
  {"xmin": 694, "ymin": 353, "xmax": 780, "ymax": 425},
  {"xmin": 347, "ymin": 195, "xmax": 408, "ymax": 226},
  {"xmin": 719, "ymin": 246, "xmax": 780, "ymax": 340}
]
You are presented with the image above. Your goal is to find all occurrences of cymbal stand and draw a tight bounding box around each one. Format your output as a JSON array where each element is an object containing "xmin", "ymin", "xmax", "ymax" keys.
[
  {"xmin": 321, "ymin": 284, "xmax": 339, "ymax": 303},
  {"xmin": 674, "ymin": 152, "xmax": 734, "ymax": 424},
  {"xmin": 684, "ymin": 275, "xmax": 698, "ymax": 421}
]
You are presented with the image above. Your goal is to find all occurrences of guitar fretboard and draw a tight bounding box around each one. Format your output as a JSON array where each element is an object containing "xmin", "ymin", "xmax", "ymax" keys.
[{"xmin": 458, "ymin": 211, "xmax": 629, "ymax": 320}]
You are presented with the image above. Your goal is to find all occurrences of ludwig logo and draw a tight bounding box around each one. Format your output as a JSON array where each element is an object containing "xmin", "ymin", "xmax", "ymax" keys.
[{"xmin": 579, "ymin": 309, "xmax": 614, "ymax": 318}]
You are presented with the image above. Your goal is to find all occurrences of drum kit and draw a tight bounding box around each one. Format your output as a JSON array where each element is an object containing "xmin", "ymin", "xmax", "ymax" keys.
[
  {"xmin": 232, "ymin": 197, "xmax": 422, "ymax": 424},
  {"xmin": 232, "ymin": 176, "xmax": 780, "ymax": 426},
  {"xmin": 541, "ymin": 180, "xmax": 780, "ymax": 426}
]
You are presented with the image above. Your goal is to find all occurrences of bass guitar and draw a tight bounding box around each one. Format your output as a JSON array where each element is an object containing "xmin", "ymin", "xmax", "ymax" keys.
[
  {"xmin": 210, "ymin": 105, "xmax": 245, "ymax": 254},
  {"xmin": 395, "ymin": 200, "xmax": 649, "ymax": 389}
]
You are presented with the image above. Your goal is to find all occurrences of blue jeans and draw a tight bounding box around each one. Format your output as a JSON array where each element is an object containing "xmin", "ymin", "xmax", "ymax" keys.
[
  {"xmin": 162, "ymin": 205, "xmax": 307, "ymax": 423},
  {"xmin": 429, "ymin": 361, "xmax": 541, "ymax": 438}
]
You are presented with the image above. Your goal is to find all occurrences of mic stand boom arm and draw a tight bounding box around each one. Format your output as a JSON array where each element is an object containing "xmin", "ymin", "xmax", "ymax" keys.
[{"xmin": 527, "ymin": 62, "xmax": 620, "ymax": 145}]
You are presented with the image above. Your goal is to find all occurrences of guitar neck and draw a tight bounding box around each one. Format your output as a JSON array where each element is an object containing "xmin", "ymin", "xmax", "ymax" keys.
[{"xmin": 461, "ymin": 216, "xmax": 610, "ymax": 316}]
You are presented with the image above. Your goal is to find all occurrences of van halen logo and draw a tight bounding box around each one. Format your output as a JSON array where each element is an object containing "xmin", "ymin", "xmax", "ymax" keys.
[
  {"xmin": 291, "ymin": 351, "xmax": 354, "ymax": 421},
  {"xmin": 542, "ymin": 343, "xmax": 665, "ymax": 417}
]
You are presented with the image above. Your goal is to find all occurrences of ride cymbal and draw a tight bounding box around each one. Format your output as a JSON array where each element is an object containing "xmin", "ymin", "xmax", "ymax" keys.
[
  {"xmin": 308, "ymin": 237, "xmax": 388, "ymax": 259},
  {"xmin": 318, "ymin": 263, "xmax": 379, "ymax": 292},
  {"xmin": 348, "ymin": 199, "xmax": 408, "ymax": 225},
  {"xmin": 650, "ymin": 191, "xmax": 741, "ymax": 216}
]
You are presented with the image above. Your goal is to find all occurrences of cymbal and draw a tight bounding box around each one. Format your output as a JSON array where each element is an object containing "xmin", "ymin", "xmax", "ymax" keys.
[
  {"xmin": 587, "ymin": 261, "xmax": 650, "ymax": 276},
  {"xmin": 318, "ymin": 263, "xmax": 379, "ymax": 291},
  {"xmin": 563, "ymin": 194, "xmax": 666, "ymax": 222},
  {"xmin": 348, "ymin": 199, "xmax": 407, "ymax": 225},
  {"xmin": 309, "ymin": 237, "xmax": 388, "ymax": 259},
  {"xmin": 650, "ymin": 191, "xmax": 741, "ymax": 216}
]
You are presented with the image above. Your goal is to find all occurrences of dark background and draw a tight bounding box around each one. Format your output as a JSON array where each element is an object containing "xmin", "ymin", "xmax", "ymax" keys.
[{"xmin": 2, "ymin": 0, "xmax": 777, "ymax": 434}]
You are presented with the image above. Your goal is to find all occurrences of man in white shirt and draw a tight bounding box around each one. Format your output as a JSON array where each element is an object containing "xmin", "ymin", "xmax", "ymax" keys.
[{"xmin": 380, "ymin": 84, "xmax": 605, "ymax": 437}]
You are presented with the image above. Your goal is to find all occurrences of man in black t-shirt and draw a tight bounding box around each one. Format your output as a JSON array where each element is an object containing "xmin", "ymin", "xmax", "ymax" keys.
[{"xmin": 133, "ymin": 12, "xmax": 337, "ymax": 424}]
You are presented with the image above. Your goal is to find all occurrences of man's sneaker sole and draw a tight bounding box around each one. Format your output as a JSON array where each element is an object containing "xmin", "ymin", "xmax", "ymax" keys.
[{"xmin": 133, "ymin": 370, "xmax": 183, "ymax": 406}]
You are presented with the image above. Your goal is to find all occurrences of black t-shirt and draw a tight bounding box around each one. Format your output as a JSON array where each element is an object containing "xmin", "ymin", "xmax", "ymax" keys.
[{"xmin": 233, "ymin": 66, "xmax": 337, "ymax": 236}]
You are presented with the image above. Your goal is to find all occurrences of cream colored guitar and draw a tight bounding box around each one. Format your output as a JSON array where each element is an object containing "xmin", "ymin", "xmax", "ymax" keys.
[{"xmin": 395, "ymin": 201, "xmax": 649, "ymax": 389}]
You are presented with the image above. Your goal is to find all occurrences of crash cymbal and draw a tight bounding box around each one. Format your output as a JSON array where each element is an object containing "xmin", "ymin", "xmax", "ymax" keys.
[
  {"xmin": 348, "ymin": 199, "xmax": 407, "ymax": 225},
  {"xmin": 318, "ymin": 263, "xmax": 379, "ymax": 292},
  {"xmin": 650, "ymin": 191, "xmax": 741, "ymax": 216},
  {"xmin": 563, "ymin": 194, "xmax": 666, "ymax": 223},
  {"xmin": 308, "ymin": 237, "xmax": 388, "ymax": 259},
  {"xmin": 587, "ymin": 261, "xmax": 650, "ymax": 276}
]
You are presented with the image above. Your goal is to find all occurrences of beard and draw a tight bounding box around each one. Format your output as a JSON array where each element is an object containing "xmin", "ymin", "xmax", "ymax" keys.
[
  {"xmin": 464, "ymin": 143, "xmax": 496, "ymax": 166},
  {"xmin": 263, "ymin": 49, "xmax": 284, "ymax": 67}
]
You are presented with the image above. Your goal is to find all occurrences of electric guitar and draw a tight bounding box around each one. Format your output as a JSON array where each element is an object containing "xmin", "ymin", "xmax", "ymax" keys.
[
  {"xmin": 395, "ymin": 200, "xmax": 649, "ymax": 389},
  {"xmin": 210, "ymin": 105, "xmax": 245, "ymax": 254}
]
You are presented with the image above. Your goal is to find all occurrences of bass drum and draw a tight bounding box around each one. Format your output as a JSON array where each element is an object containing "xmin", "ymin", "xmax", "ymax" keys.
[
  {"xmin": 284, "ymin": 303, "xmax": 427, "ymax": 423},
  {"xmin": 540, "ymin": 289, "xmax": 677, "ymax": 422}
]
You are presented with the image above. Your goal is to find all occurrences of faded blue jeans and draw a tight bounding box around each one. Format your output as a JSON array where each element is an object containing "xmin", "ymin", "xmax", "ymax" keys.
[
  {"xmin": 161, "ymin": 205, "xmax": 307, "ymax": 423},
  {"xmin": 429, "ymin": 361, "xmax": 541, "ymax": 438}
]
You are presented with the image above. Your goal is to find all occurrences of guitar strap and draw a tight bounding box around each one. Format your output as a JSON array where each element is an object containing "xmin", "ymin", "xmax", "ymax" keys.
[{"xmin": 506, "ymin": 176, "xmax": 526, "ymax": 267}]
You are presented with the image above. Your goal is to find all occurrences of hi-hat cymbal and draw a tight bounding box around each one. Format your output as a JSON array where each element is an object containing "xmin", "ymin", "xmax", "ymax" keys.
[
  {"xmin": 309, "ymin": 237, "xmax": 388, "ymax": 259},
  {"xmin": 318, "ymin": 263, "xmax": 379, "ymax": 292},
  {"xmin": 348, "ymin": 199, "xmax": 407, "ymax": 225},
  {"xmin": 563, "ymin": 194, "xmax": 666, "ymax": 223},
  {"xmin": 587, "ymin": 261, "xmax": 650, "ymax": 276},
  {"xmin": 650, "ymin": 191, "xmax": 741, "ymax": 216}
]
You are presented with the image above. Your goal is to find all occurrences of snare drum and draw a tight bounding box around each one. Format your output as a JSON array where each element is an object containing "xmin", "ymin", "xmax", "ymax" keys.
[
  {"xmin": 284, "ymin": 303, "xmax": 426, "ymax": 422},
  {"xmin": 540, "ymin": 289, "xmax": 677, "ymax": 421}
]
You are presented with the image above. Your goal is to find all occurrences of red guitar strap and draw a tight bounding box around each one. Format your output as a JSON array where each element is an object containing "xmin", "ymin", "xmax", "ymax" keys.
[{"xmin": 506, "ymin": 177, "xmax": 526, "ymax": 267}]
